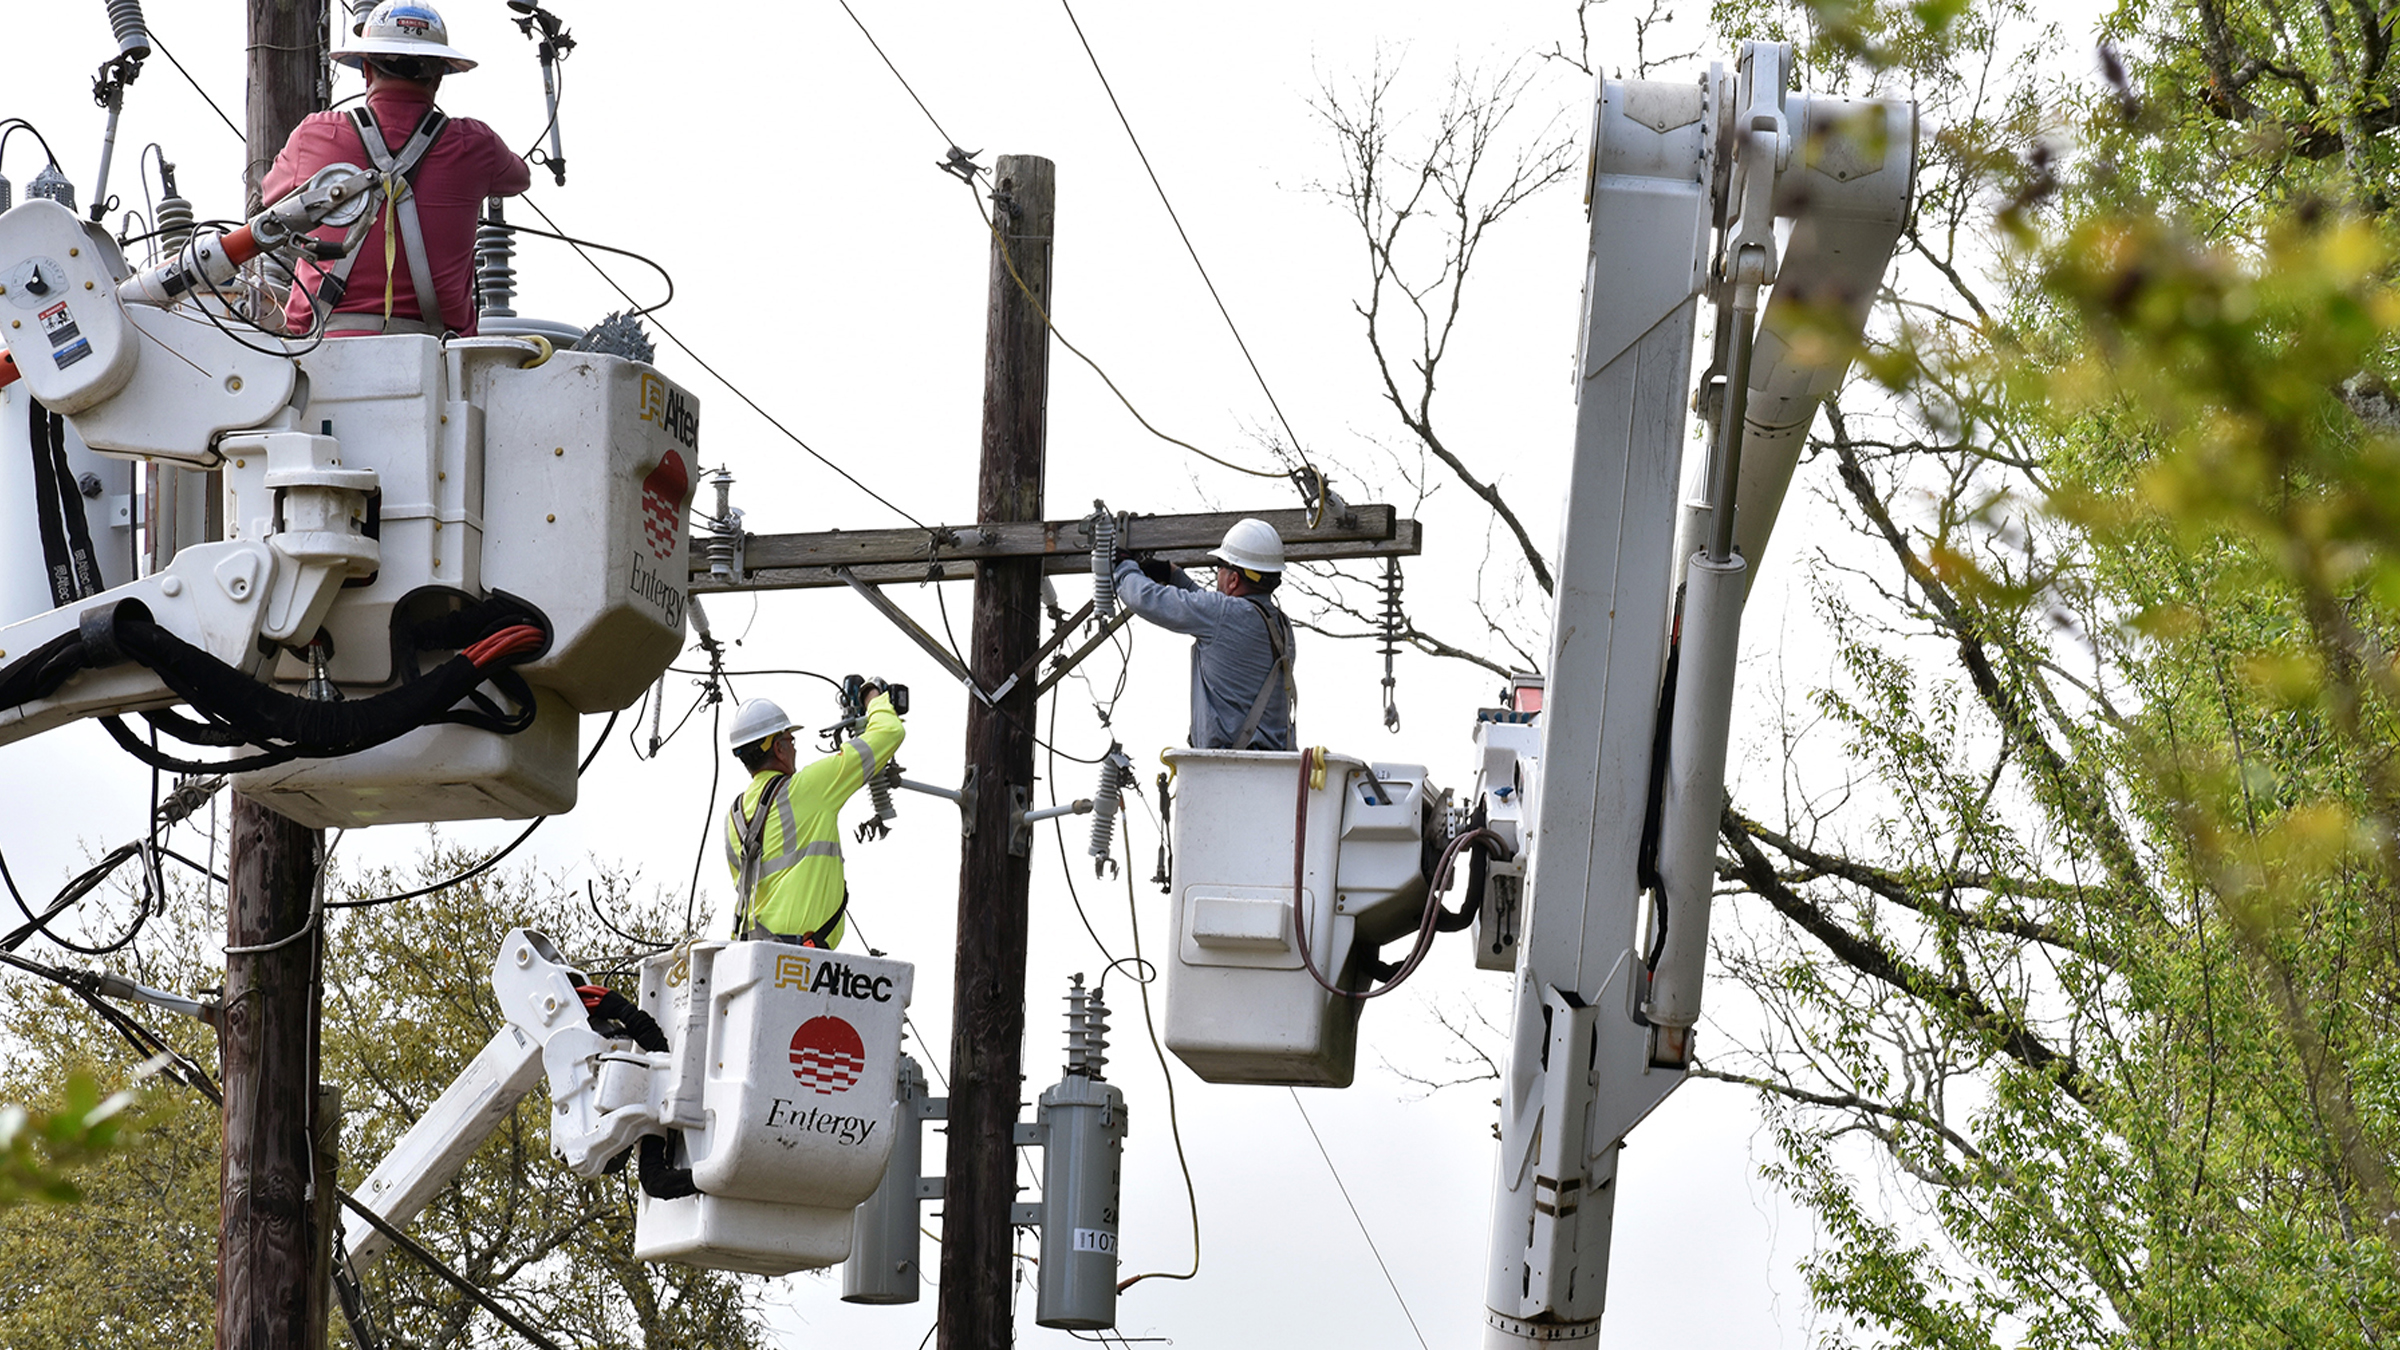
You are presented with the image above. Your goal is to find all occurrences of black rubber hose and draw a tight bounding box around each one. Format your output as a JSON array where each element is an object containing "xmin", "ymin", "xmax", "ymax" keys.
[{"xmin": 637, "ymin": 1134, "xmax": 697, "ymax": 1200}]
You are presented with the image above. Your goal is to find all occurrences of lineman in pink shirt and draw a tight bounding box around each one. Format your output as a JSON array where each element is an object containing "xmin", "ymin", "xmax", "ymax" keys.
[{"xmin": 263, "ymin": 2, "xmax": 530, "ymax": 338}]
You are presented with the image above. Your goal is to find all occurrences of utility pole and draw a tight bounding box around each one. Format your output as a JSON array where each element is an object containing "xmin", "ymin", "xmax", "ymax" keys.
[
  {"xmin": 938, "ymin": 154, "xmax": 1054, "ymax": 1350},
  {"xmin": 221, "ymin": 3, "xmax": 328, "ymax": 1347}
]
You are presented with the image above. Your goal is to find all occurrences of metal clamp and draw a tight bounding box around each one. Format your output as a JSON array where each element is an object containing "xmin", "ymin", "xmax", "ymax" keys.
[{"xmin": 1009, "ymin": 785, "xmax": 1092, "ymax": 857}]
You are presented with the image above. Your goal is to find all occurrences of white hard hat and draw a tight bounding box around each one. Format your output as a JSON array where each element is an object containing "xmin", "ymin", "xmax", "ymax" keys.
[
  {"xmin": 727, "ymin": 697, "xmax": 795, "ymax": 752},
  {"xmin": 335, "ymin": 2, "xmax": 477, "ymax": 73},
  {"xmin": 1209, "ymin": 517, "xmax": 1285, "ymax": 574}
]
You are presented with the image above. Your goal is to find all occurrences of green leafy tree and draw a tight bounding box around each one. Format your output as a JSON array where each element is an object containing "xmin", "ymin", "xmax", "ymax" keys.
[
  {"xmin": 0, "ymin": 848, "xmax": 770, "ymax": 1349},
  {"xmin": 1301, "ymin": 0, "xmax": 2400, "ymax": 1343}
]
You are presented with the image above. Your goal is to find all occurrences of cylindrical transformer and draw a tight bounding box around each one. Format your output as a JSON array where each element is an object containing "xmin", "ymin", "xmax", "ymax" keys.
[
  {"xmin": 1036, "ymin": 981, "xmax": 1127, "ymax": 1330},
  {"xmin": 842, "ymin": 1055, "xmax": 929, "ymax": 1304}
]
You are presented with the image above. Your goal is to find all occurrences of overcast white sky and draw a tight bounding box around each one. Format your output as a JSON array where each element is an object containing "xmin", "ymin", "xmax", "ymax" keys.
[{"xmin": 0, "ymin": 1, "xmax": 2099, "ymax": 1345}]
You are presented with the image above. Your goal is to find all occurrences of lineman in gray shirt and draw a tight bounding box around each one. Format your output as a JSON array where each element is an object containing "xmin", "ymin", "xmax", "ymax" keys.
[{"xmin": 1112, "ymin": 518, "xmax": 1298, "ymax": 750}]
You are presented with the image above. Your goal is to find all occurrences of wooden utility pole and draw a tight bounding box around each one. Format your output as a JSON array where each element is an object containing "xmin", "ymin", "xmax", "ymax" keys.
[
  {"xmin": 221, "ymin": 3, "xmax": 328, "ymax": 1347},
  {"xmin": 938, "ymin": 154, "xmax": 1054, "ymax": 1350}
]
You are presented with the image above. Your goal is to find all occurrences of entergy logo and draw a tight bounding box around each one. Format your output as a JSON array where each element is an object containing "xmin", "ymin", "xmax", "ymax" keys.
[
  {"xmin": 790, "ymin": 1016, "xmax": 866, "ymax": 1095},
  {"xmin": 639, "ymin": 447, "xmax": 689, "ymax": 561}
]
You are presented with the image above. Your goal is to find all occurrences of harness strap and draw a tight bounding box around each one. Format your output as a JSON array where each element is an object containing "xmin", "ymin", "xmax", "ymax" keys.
[
  {"xmin": 1231, "ymin": 596, "xmax": 1298, "ymax": 750},
  {"xmin": 320, "ymin": 105, "xmax": 450, "ymax": 329},
  {"xmin": 726, "ymin": 772, "xmax": 799, "ymax": 930}
]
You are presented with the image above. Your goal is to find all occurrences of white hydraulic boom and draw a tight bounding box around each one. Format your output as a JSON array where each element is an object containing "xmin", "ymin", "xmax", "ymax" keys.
[{"xmin": 1474, "ymin": 43, "xmax": 1914, "ymax": 1344}]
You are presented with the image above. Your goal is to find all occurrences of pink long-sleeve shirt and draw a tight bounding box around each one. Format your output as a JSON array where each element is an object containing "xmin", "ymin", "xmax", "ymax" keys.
[{"xmin": 263, "ymin": 83, "xmax": 531, "ymax": 337}]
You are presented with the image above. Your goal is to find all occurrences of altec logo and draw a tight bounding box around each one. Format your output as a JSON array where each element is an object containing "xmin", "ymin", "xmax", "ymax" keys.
[
  {"xmin": 636, "ymin": 371, "xmax": 699, "ymax": 451},
  {"xmin": 790, "ymin": 1016, "xmax": 866, "ymax": 1095},
  {"xmin": 792, "ymin": 957, "xmax": 894, "ymax": 1003}
]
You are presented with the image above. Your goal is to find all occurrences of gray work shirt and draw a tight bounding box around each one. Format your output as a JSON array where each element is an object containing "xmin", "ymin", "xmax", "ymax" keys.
[{"xmin": 1113, "ymin": 559, "xmax": 1296, "ymax": 750}]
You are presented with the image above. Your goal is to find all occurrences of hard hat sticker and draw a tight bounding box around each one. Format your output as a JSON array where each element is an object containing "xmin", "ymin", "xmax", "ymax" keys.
[{"xmin": 789, "ymin": 1015, "xmax": 866, "ymax": 1095}]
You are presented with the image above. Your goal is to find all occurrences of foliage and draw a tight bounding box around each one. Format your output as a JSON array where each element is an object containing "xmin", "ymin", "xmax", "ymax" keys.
[
  {"xmin": 0, "ymin": 847, "xmax": 769, "ymax": 1350},
  {"xmin": 0, "ymin": 1071, "xmax": 140, "ymax": 1210},
  {"xmin": 1304, "ymin": 0, "xmax": 2400, "ymax": 1343}
]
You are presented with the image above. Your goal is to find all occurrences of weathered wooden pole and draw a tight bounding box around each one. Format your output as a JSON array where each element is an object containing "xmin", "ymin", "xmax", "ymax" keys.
[
  {"xmin": 221, "ymin": 2, "xmax": 329, "ymax": 1346},
  {"xmin": 937, "ymin": 154, "xmax": 1055, "ymax": 1350}
]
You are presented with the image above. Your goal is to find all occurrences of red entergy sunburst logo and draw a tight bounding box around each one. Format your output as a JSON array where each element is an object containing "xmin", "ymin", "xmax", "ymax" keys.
[
  {"xmin": 640, "ymin": 448, "xmax": 688, "ymax": 561},
  {"xmin": 790, "ymin": 1016, "xmax": 866, "ymax": 1095}
]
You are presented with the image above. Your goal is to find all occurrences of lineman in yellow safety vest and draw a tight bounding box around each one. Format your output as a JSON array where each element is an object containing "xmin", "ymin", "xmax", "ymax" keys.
[{"xmin": 722, "ymin": 687, "xmax": 906, "ymax": 947}]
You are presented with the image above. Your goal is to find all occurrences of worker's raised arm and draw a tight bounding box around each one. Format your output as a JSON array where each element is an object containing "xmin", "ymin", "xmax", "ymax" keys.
[
  {"xmin": 794, "ymin": 692, "xmax": 905, "ymax": 805},
  {"xmin": 1112, "ymin": 559, "xmax": 1218, "ymax": 636}
]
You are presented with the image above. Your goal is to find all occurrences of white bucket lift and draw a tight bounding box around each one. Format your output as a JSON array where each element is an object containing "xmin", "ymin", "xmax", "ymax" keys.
[
  {"xmin": 1160, "ymin": 748, "xmax": 1438, "ymax": 1087},
  {"xmin": 631, "ymin": 940, "xmax": 914, "ymax": 1274},
  {"xmin": 343, "ymin": 930, "xmax": 915, "ymax": 1280},
  {"xmin": 0, "ymin": 182, "xmax": 698, "ymax": 828}
]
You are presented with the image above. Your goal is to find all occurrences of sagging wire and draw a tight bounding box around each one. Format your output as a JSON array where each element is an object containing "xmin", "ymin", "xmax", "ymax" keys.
[
  {"xmin": 476, "ymin": 212, "xmax": 669, "ymax": 317},
  {"xmin": 0, "ymin": 769, "xmax": 223, "ymax": 957},
  {"xmin": 223, "ymin": 830, "xmax": 341, "ymax": 956},
  {"xmin": 330, "ymin": 707, "xmax": 620, "ymax": 909},
  {"xmin": 513, "ymin": 193, "xmax": 923, "ymax": 527},
  {"xmin": 964, "ymin": 177, "xmax": 1294, "ymax": 488},
  {"xmin": 1056, "ymin": 0, "xmax": 1328, "ymax": 526},
  {"xmin": 1111, "ymin": 800, "xmax": 1201, "ymax": 1293},
  {"xmin": 1034, "ymin": 683, "xmax": 1199, "ymax": 1294}
]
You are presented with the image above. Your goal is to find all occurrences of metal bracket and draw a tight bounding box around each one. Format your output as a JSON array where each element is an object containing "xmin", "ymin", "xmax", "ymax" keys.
[
  {"xmin": 1033, "ymin": 608, "xmax": 1136, "ymax": 698},
  {"xmin": 901, "ymin": 765, "xmax": 978, "ymax": 838},
  {"xmin": 1009, "ymin": 785, "xmax": 1092, "ymax": 857},
  {"xmin": 835, "ymin": 567, "xmax": 987, "ymax": 698},
  {"xmin": 1011, "ymin": 1202, "xmax": 1044, "ymax": 1228}
]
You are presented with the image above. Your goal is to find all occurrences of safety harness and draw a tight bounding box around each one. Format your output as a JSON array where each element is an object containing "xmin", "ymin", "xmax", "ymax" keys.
[
  {"xmin": 726, "ymin": 773, "xmax": 847, "ymax": 947},
  {"xmin": 317, "ymin": 103, "xmax": 451, "ymax": 330},
  {"xmin": 1231, "ymin": 595, "xmax": 1299, "ymax": 750}
]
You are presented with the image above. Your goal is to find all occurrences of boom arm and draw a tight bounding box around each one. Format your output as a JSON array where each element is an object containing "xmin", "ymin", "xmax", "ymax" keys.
[{"xmin": 1481, "ymin": 43, "xmax": 1913, "ymax": 1346}]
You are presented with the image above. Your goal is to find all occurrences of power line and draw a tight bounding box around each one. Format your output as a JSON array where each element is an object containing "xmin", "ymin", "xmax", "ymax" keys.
[
  {"xmin": 148, "ymin": 30, "xmax": 245, "ymax": 142},
  {"xmin": 514, "ymin": 195, "xmax": 926, "ymax": 528},
  {"xmin": 1055, "ymin": 0, "xmax": 1324, "ymax": 505},
  {"xmin": 1286, "ymin": 1088, "xmax": 1431, "ymax": 1350},
  {"xmin": 834, "ymin": 1, "xmax": 973, "ymax": 159}
]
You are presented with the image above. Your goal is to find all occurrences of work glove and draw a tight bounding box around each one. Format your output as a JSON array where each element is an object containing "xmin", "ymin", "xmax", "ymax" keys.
[{"xmin": 1139, "ymin": 557, "xmax": 1175, "ymax": 584}]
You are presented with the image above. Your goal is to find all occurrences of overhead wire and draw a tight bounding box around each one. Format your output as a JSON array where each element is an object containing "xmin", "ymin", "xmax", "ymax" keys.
[
  {"xmin": 966, "ymin": 182, "xmax": 1291, "ymax": 485},
  {"xmin": 480, "ymin": 211, "xmax": 672, "ymax": 316},
  {"xmin": 513, "ymin": 194, "xmax": 925, "ymax": 528},
  {"xmin": 1055, "ymin": 0, "xmax": 1326, "ymax": 516},
  {"xmin": 833, "ymin": 1, "xmax": 974, "ymax": 156},
  {"xmin": 330, "ymin": 708, "xmax": 620, "ymax": 909},
  {"xmin": 1287, "ymin": 1088, "xmax": 1432, "ymax": 1350},
  {"xmin": 145, "ymin": 30, "xmax": 244, "ymax": 142}
]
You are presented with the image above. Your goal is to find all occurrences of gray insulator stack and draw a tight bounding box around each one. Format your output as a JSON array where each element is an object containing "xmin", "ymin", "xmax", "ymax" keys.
[
  {"xmin": 0, "ymin": 173, "xmax": 11, "ymax": 213},
  {"xmin": 154, "ymin": 162, "xmax": 194, "ymax": 261},
  {"xmin": 1087, "ymin": 746, "xmax": 1132, "ymax": 876},
  {"xmin": 1036, "ymin": 975, "xmax": 1126, "ymax": 1331},
  {"xmin": 1064, "ymin": 974, "xmax": 1109, "ymax": 1079},
  {"xmin": 865, "ymin": 759, "xmax": 899, "ymax": 827},
  {"xmin": 1088, "ymin": 500, "xmax": 1117, "ymax": 623},
  {"xmin": 27, "ymin": 163, "xmax": 74, "ymax": 210},
  {"xmin": 106, "ymin": 0, "xmax": 153, "ymax": 60},
  {"xmin": 582, "ymin": 310, "xmax": 656, "ymax": 363},
  {"xmin": 475, "ymin": 198, "xmax": 516, "ymax": 319}
]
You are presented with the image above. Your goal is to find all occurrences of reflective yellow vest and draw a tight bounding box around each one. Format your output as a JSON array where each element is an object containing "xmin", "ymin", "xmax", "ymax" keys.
[{"xmin": 724, "ymin": 694, "xmax": 905, "ymax": 945}]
